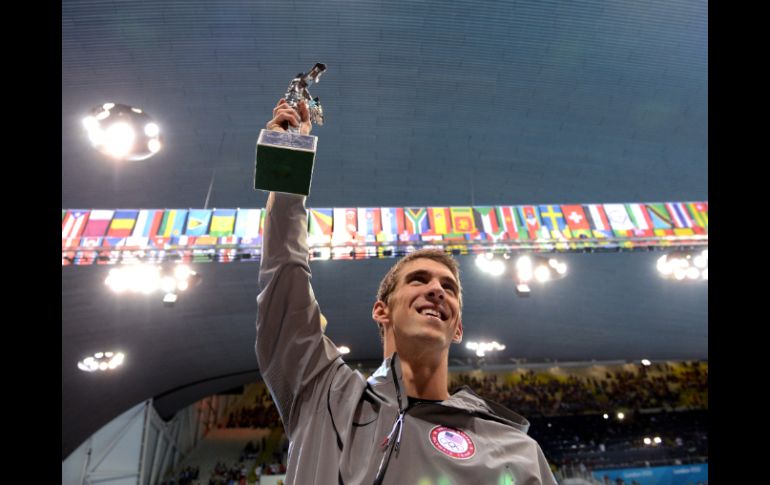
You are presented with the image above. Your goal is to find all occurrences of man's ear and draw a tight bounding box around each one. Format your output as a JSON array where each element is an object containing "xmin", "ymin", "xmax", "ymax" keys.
[
  {"xmin": 372, "ymin": 300, "xmax": 390, "ymax": 327},
  {"xmin": 452, "ymin": 319, "xmax": 463, "ymax": 344}
]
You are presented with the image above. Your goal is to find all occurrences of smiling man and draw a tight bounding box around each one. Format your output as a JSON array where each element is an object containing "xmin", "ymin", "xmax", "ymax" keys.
[{"xmin": 255, "ymin": 99, "xmax": 556, "ymax": 484}]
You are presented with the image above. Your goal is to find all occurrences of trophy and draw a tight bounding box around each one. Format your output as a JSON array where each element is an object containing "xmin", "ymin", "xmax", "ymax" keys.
[{"xmin": 254, "ymin": 63, "xmax": 327, "ymax": 195}]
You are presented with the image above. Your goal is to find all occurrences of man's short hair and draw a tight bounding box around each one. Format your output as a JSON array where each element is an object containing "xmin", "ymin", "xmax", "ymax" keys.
[{"xmin": 374, "ymin": 249, "xmax": 463, "ymax": 340}]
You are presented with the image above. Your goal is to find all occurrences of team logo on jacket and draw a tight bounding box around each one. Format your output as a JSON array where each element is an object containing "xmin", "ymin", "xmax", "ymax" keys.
[{"xmin": 429, "ymin": 426, "xmax": 475, "ymax": 459}]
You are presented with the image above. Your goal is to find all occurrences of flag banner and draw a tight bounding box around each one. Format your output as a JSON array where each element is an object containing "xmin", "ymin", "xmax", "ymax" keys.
[
  {"xmin": 158, "ymin": 210, "xmax": 188, "ymax": 238},
  {"xmin": 450, "ymin": 207, "xmax": 476, "ymax": 234},
  {"xmin": 107, "ymin": 210, "xmax": 139, "ymax": 237},
  {"xmin": 62, "ymin": 210, "xmax": 90, "ymax": 239},
  {"xmin": 62, "ymin": 201, "xmax": 708, "ymax": 265},
  {"xmin": 186, "ymin": 209, "xmax": 213, "ymax": 236},
  {"xmin": 210, "ymin": 209, "xmax": 237, "ymax": 237},
  {"xmin": 234, "ymin": 209, "xmax": 262, "ymax": 238}
]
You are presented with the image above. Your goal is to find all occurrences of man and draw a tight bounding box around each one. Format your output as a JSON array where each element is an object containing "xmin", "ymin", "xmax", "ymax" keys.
[{"xmin": 256, "ymin": 99, "xmax": 556, "ymax": 484}]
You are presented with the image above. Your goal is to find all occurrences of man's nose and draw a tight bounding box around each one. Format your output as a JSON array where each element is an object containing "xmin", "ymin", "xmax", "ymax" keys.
[{"xmin": 425, "ymin": 280, "xmax": 445, "ymax": 300}]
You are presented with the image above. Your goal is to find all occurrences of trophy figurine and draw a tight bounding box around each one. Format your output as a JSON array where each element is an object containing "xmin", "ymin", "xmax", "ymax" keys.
[{"xmin": 254, "ymin": 63, "xmax": 327, "ymax": 195}]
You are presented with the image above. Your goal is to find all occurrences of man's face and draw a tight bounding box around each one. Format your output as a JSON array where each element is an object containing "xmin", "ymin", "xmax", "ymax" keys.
[{"xmin": 375, "ymin": 258, "xmax": 463, "ymax": 352}]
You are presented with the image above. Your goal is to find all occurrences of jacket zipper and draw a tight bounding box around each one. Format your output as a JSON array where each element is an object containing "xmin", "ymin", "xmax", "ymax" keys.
[{"xmin": 372, "ymin": 357, "xmax": 407, "ymax": 485}]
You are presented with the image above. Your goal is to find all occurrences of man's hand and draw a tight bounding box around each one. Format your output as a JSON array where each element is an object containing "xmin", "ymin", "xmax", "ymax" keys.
[{"xmin": 266, "ymin": 99, "xmax": 312, "ymax": 136}]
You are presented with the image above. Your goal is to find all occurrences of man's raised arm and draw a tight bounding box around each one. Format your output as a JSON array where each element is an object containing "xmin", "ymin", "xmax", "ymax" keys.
[{"xmin": 255, "ymin": 100, "xmax": 341, "ymax": 436}]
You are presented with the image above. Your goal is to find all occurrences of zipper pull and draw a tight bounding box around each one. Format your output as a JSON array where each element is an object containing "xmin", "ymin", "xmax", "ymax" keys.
[{"xmin": 381, "ymin": 411, "xmax": 405, "ymax": 450}]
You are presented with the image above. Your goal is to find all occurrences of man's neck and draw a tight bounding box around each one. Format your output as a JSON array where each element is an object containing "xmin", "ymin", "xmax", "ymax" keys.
[{"xmin": 396, "ymin": 352, "xmax": 450, "ymax": 401}]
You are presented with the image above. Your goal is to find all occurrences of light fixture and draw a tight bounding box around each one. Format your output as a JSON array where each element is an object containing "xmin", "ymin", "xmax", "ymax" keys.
[
  {"xmin": 603, "ymin": 413, "xmax": 609, "ymax": 420},
  {"xmin": 82, "ymin": 103, "xmax": 163, "ymax": 161},
  {"xmin": 337, "ymin": 345, "xmax": 351, "ymax": 354},
  {"xmin": 641, "ymin": 359, "xmax": 651, "ymax": 366},
  {"xmin": 476, "ymin": 252, "xmax": 567, "ymax": 296},
  {"xmin": 78, "ymin": 351, "xmax": 125, "ymax": 372},
  {"xmin": 657, "ymin": 249, "xmax": 707, "ymax": 281},
  {"xmin": 514, "ymin": 254, "xmax": 567, "ymax": 295},
  {"xmin": 466, "ymin": 340, "xmax": 506, "ymax": 357},
  {"xmin": 643, "ymin": 437, "xmax": 652, "ymax": 445},
  {"xmin": 105, "ymin": 264, "xmax": 200, "ymax": 305},
  {"xmin": 653, "ymin": 436, "xmax": 662, "ymax": 444},
  {"xmin": 617, "ymin": 412, "xmax": 625, "ymax": 420}
]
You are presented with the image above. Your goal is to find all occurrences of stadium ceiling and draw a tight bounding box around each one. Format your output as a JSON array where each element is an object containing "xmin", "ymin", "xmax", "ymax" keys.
[{"xmin": 62, "ymin": 0, "xmax": 708, "ymax": 459}]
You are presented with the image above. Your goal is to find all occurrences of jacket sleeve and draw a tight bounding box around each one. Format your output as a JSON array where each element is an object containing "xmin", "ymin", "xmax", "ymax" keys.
[{"xmin": 255, "ymin": 192, "xmax": 342, "ymax": 437}]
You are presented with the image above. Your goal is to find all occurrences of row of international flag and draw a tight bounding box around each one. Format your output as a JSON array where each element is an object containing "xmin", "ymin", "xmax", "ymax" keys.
[
  {"xmin": 62, "ymin": 202, "xmax": 707, "ymax": 242},
  {"xmin": 62, "ymin": 202, "xmax": 707, "ymax": 265}
]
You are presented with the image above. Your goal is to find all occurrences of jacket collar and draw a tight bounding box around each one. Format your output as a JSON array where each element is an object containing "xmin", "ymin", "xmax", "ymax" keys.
[{"xmin": 367, "ymin": 353, "xmax": 530, "ymax": 433}]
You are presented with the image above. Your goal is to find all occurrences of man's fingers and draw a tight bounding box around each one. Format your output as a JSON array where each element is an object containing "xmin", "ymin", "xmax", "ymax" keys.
[
  {"xmin": 273, "ymin": 112, "xmax": 300, "ymax": 127},
  {"xmin": 297, "ymin": 101, "xmax": 310, "ymax": 122}
]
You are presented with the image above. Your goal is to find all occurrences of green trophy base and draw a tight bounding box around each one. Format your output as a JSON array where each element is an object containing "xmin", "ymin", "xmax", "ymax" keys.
[{"xmin": 254, "ymin": 129, "xmax": 317, "ymax": 195}]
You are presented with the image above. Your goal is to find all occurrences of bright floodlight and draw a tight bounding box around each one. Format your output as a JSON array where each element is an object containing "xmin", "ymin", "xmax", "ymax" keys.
[
  {"xmin": 78, "ymin": 350, "xmax": 126, "ymax": 373},
  {"xmin": 653, "ymin": 436, "xmax": 662, "ymax": 444},
  {"xmin": 466, "ymin": 340, "xmax": 506, "ymax": 357},
  {"xmin": 148, "ymin": 139, "xmax": 162, "ymax": 153},
  {"xmin": 617, "ymin": 412, "xmax": 625, "ymax": 420},
  {"xmin": 83, "ymin": 103, "xmax": 163, "ymax": 161},
  {"xmin": 641, "ymin": 359, "xmax": 651, "ymax": 366},
  {"xmin": 603, "ymin": 413, "xmax": 609, "ymax": 419},
  {"xmin": 337, "ymin": 345, "xmax": 351, "ymax": 354},
  {"xmin": 534, "ymin": 266, "xmax": 551, "ymax": 282},
  {"xmin": 104, "ymin": 122, "xmax": 135, "ymax": 157},
  {"xmin": 144, "ymin": 123, "xmax": 160, "ymax": 137},
  {"xmin": 643, "ymin": 437, "xmax": 652, "ymax": 445}
]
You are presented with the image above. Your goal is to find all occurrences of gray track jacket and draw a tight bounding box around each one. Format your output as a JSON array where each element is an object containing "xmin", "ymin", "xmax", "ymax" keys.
[{"xmin": 256, "ymin": 192, "xmax": 557, "ymax": 485}]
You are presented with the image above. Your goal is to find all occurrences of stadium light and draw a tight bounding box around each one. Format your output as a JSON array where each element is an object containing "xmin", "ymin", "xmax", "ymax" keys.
[
  {"xmin": 337, "ymin": 345, "xmax": 351, "ymax": 354},
  {"xmin": 83, "ymin": 103, "xmax": 163, "ymax": 161},
  {"xmin": 657, "ymin": 249, "xmax": 707, "ymax": 281},
  {"xmin": 603, "ymin": 414, "xmax": 609, "ymax": 420},
  {"xmin": 466, "ymin": 340, "xmax": 506, "ymax": 357},
  {"xmin": 476, "ymin": 252, "xmax": 567, "ymax": 296},
  {"xmin": 616, "ymin": 412, "xmax": 625, "ymax": 420},
  {"xmin": 78, "ymin": 351, "xmax": 125, "ymax": 373},
  {"xmin": 641, "ymin": 359, "xmax": 651, "ymax": 366},
  {"xmin": 105, "ymin": 263, "xmax": 200, "ymax": 305}
]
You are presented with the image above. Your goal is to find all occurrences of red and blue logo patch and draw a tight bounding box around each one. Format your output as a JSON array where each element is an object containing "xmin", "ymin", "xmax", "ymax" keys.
[{"xmin": 429, "ymin": 426, "xmax": 476, "ymax": 459}]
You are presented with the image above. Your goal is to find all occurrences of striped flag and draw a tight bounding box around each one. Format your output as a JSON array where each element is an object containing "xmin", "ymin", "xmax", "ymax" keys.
[
  {"xmin": 81, "ymin": 210, "xmax": 114, "ymax": 237},
  {"xmin": 171, "ymin": 235, "xmax": 195, "ymax": 247},
  {"xmin": 132, "ymin": 210, "xmax": 164, "ymax": 238},
  {"xmin": 450, "ymin": 207, "xmax": 476, "ymax": 234},
  {"xmin": 586, "ymin": 204, "xmax": 613, "ymax": 238},
  {"xmin": 107, "ymin": 210, "xmax": 139, "ymax": 237},
  {"xmin": 405, "ymin": 208, "xmax": 429, "ymax": 236},
  {"xmin": 428, "ymin": 207, "xmax": 451, "ymax": 235},
  {"xmin": 332, "ymin": 208, "xmax": 357, "ymax": 243},
  {"xmin": 666, "ymin": 203, "xmax": 694, "ymax": 228},
  {"xmin": 158, "ymin": 210, "xmax": 188, "ymax": 238},
  {"xmin": 645, "ymin": 203, "xmax": 674, "ymax": 229},
  {"xmin": 186, "ymin": 209, "xmax": 212, "ymax": 236},
  {"xmin": 687, "ymin": 202, "xmax": 708, "ymax": 229},
  {"xmin": 517, "ymin": 206, "xmax": 541, "ymax": 240},
  {"xmin": 308, "ymin": 208, "xmax": 333, "ymax": 245},
  {"xmin": 357, "ymin": 208, "xmax": 382, "ymax": 242},
  {"xmin": 210, "ymin": 209, "xmax": 236, "ymax": 237},
  {"xmin": 101, "ymin": 237, "xmax": 126, "ymax": 248},
  {"xmin": 234, "ymin": 209, "xmax": 262, "ymax": 238},
  {"xmin": 626, "ymin": 203, "xmax": 654, "ymax": 237},
  {"xmin": 62, "ymin": 210, "xmax": 90, "ymax": 239},
  {"xmin": 498, "ymin": 206, "xmax": 523, "ymax": 240},
  {"xmin": 379, "ymin": 208, "xmax": 404, "ymax": 242},
  {"xmin": 474, "ymin": 207, "xmax": 506, "ymax": 240},
  {"xmin": 193, "ymin": 235, "xmax": 218, "ymax": 247}
]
